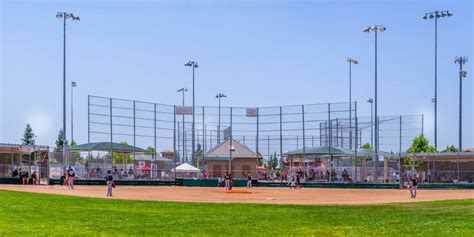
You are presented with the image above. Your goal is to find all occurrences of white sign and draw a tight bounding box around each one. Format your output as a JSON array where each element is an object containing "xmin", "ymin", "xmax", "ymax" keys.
[
  {"xmin": 176, "ymin": 106, "xmax": 193, "ymax": 115},
  {"xmin": 246, "ymin": 108, "xmax": 257, "ymax": 117}
]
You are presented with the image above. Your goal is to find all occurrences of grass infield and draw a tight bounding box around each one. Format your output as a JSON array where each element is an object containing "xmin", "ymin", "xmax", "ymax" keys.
[{"xmin": 0, "ymin": 190, "xmax": 473, "ymax": 236}]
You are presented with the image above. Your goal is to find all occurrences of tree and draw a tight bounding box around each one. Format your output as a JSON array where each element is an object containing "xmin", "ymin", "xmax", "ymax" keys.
[
  {"xmin": 267, "ymin": 152, "xmax": 278, "ymax": 170},
  {"xmin": 55, "ymin": 128, "xmax": 67, "ymax": 149},
  {"xmin": 145, "ymin": 146, "xmax": 156, "ymax": 156},
  {"xmin": 68, "ymin": 140, "xmax": 83, "ymax": 165},
  {"xmin": 194, "ymin": 144, "xmax": 203, "ymax": 157},
  {"xmin": 21, "ymin": 124, "xmax": 35, "ymax": 145},
  {"xmin": 405, "ymin": 134, "xmax": 436, "ymax": 153},
  {"xmin": 113, "ymin": 141, "xmax": 132, "ymax": 164},
  {"xmin": 361, "ymin": 143, "xmax": 373, "ymax": 150},
  {"xmin": 257, "ymin": 152, "xmax": 264, "ymax": 167},
  {"xmin": 441, "ymin": 145, "xmax": 458, "ymax": 152},
  {"xmin": 403, "ymin": 134, "xmax": 435, "ymax": 169}
]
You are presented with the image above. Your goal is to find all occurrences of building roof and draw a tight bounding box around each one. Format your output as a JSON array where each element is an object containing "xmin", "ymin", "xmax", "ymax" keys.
[
  {"xmin": 71, "ymin": 142, "xmax": 146, "ymax": 153},
  {"xmin": 0, "ymin": 143, "xmax": 49, "ymax": 153},
  {"xmin": 401, "ymin": 152, "xmax": 474, "ymax": 161},
  {"xmin": 204, "ymin": 138, "xmax": 257, "ymax": 158}
]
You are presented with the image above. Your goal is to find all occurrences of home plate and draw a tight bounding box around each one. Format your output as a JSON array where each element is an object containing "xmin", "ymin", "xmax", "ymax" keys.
[
  {"xmin": 224, "ymin": 189, "xmax": 252, "ymax": 194},
  {"xmin": 266, "ymin": 197, "xmax": 275, "ymax": 200}
]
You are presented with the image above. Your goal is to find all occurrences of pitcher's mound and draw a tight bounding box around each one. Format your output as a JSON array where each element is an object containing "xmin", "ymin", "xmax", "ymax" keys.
[{"xmin": 224, "ymin": 189, "xmax": 252, "ymax": 194}]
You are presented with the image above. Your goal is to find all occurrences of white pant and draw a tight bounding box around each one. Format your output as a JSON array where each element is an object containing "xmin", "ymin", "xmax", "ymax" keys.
[
  {"xmin": 67, "ymin": 177, "xmax": 74, "ymax": 189},
  {"xmin": 247, "ymin": 180, "xmax": 252, "ymax": 188},
  {"xmin": 225, "ymin": 180, "xmax": 230, "ymax": 190},
  {"xmin": 107, "ymin": 181, "xmax": 113, "ymax": 196}
]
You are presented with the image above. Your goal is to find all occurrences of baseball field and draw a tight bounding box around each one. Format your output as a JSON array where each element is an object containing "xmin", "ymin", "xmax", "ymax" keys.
[{"xmin": 0, "ymin": 185, "xmax": 473, "ymax": 236}]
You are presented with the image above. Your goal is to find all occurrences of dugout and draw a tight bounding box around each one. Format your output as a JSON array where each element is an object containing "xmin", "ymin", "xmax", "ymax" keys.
[
  {"xmin": 401, "ymin": 152, "xmax": 474, "ymax": 183},
  {"xmin": 0, "ymin": 143, "xmax": 49, "ymax": 182},
  {"xmin": 284, "ymin": 146, "xmax": 399, "ymax": 183}
]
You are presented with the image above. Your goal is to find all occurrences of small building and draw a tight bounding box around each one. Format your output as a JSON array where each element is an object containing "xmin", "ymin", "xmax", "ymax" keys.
[
  {"xmin": 201, "ymin": 138, "xmax": 257, "ymax": 179},
  {"xmin": 0, "ymin": 143, "xmax": 49, "ymax": 179}
]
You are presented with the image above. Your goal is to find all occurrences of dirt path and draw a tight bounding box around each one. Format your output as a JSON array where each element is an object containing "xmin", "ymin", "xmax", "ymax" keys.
[{"xmin": 1, "ymin": 185, "xmax": 473, "ymax": 205}]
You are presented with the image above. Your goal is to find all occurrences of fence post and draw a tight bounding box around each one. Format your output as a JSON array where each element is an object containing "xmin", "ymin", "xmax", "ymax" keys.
[
  {"xmin": 109, "ymin": 98, "xmax": 113, "ymax": 172},
  {"xmin": 154, "ymin": 103, "xmax": 157, "ymax": 178},
  {"xmin": 256, "ymin": 107, "xmax": 259, "ymax": 160},
  {"xmin": 280, "ymin": 106, "xmax": 283, "ymax": 169},
  {"xmin": 354, "ymin": 101, "xmax": 357, "ymax": 181},
  {"xmin": 328, "ymin": 103, "xmax": 332, "ymax": 182},
  {"xmin": 133, "ymin": 101, "xmax": 136, "ymax": 175},
  {"xmin": 302, "ymin": 105, "xmax": 305, "ymax": 160},
  {"xmin": 229, "ymin": 107, "xmax": 233, "ymax": 175},
  {"xmin": 399, "ymin": 115, "xmax": 402, "ymax": 188},
  {"xmin": 173, "ymin": 105, "xmax": 177, "ymax": 180}
]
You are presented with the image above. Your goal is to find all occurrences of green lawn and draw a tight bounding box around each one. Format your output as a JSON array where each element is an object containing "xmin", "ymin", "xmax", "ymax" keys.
[{"xmin": 0, "ymin": 190, "xmax": 473, "ymax": 236}]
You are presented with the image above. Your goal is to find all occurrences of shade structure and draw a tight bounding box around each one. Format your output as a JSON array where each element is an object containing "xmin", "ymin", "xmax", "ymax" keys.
[
  {"xmin": 71, "ymin": 142, "xmax": 146, "ymax": 153},
  {"xmin": 284, "ymin": 146, "xmax": 397, "ymax": 157},
  {"xmin": 256, "ymin": 165, "xmax": 267, "ymax": 171},
  {"xmin": 172, "ymin": 163, "xmax": 200, "ymax": 173}
]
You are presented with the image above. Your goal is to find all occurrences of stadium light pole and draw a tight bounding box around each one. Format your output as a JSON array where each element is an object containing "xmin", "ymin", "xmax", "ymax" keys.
[
  {"xmin": 177, "ymin": 88, "xmax": 188, "ymax": 162},
  {"xmin": 454, "ymin": 56, "xmax": 468, "ymax": 152},
  {"xmin": 423, "ymin": 10, "xmax": 453, "ymax": 150},
  {"xmin": 347, "ymin": 58, "xmax": 359, "ymax": 150},
  {"xmin": 71, "ymin": 81, "xmax": 77, "ymax": 143},
  {"xmin": 184, "ymin": 61, "xmax": 198, "ymax": 164},
  {"xmin": 367, "ymin": 99, "xmax": 373, "ymax": 147},
  {"xmin": 56, "ymin": 12, "xmax": 79, "ymax": 166},
  {"xmin": 363, "ymin": 25, "xmax": 385, "ymax": 182},
  {"xmin": 216, "ymin": 93, "xmax": 227, "ymax": 144}
]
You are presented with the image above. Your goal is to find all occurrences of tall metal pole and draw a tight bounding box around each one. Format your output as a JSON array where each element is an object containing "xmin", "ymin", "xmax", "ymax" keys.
[
  {"xmin": 87, "ymin": 95, "xmax": 90, "ymax": 161},
  {"xmin": 154, "ymin": 104, "xmax": 157, "ymax": 166},
  {"xmin": 218, "ymin": 97, "xmax": 221, "ymax": 144},
  {"xmin": 109, "ymin": 98, "xmax": 113, "ymax": 172},
  {"xmin": 62, "ymin": 15, "xmax": 67, "ymax": 166},
  {"xmin": 192, "ymin": 66, "xmax": 195, "ymax": 165},
  {"xmin": 423, "ymin": 10, "xmax": 454, "ymax": 149},
  {"xmin": 349, "ymin": 61, "xmax": 352, "ymax": 150},
  {"xmin": 374, "ymin": 29, "xmax": 379, "ymax": 183},
  {"xmin": 455, "ymin": 56, "xmax": 468, "ymax": 151},
  {"xmin": 70, "ymin": 82, "xmax": 74, "ymax": 143},
  {"xmin": 133, "ymin": 101, "xmax": 136, "ymax": 175},
  {"xmin": 256, "ymin": 107, "xmax": 259, "ymax": 159},
  {"xmin": 434, "ymin": 17, "xmax": 438, "ymax": 149},
  {"xmin": 459, "ymin": 62, "xmax": 462, "ymax": 152},
  {"xmin": 229, "ymin": 107, "xmax": 233, "ymax": 174},
  {"xmin": 182, "ymin": 90, "xmax": 185, "ymax": 162}
]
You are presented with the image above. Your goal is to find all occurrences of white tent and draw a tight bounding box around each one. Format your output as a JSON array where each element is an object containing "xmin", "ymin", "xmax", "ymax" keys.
[{"xmin": 172, "ymin": 163, "xmax": 200, "ymax": 173}]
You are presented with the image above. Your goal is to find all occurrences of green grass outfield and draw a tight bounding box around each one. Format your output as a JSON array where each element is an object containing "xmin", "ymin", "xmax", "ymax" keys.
[{"xmin": 0, "ymin": 190, "xmax": 473, "ymax": 236}]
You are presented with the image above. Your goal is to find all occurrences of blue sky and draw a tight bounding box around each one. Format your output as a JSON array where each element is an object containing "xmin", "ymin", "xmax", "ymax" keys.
[{"xmin": 1, "ymin": 0, "xmax": 472, "ymax": 149}]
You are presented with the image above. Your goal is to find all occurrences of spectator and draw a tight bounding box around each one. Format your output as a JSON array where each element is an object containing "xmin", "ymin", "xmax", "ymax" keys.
[{"xmin": 31, "ymin": 171, "xmax": 38, "ymax": 185}]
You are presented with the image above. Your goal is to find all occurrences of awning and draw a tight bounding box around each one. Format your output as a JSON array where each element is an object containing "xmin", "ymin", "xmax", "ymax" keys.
[
  {"xmin": 284, "ymin": 146, "xmax": 396, "ymax": 157},
  {"xmin": 71, "ymin": 142, "xmax": 146, "ymax": 153},
  {"xmin": 137, "ymin": 166, "xmax": 151, "ymax": 171},
  {"xmin": 172, "ymin": 163, "xmax": 201, "ymax": 173},
  {"xmin": 256, "ymin": 165, "xmax": 267, "ymax": 171}
]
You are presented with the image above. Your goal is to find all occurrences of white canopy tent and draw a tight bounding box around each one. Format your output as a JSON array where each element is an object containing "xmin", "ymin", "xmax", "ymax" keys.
[{"xmin": 172, "ymin": 163, "xmax": 200, "ymax": 173}]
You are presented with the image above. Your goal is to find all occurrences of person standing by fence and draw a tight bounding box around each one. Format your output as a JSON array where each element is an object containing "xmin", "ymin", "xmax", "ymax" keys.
[
  {"xmin": 67, "ymin": 167, "xmax": 75, "ymax": 190},
  {"xmin": 247, "ymin": 173, "xmax": 252, "ymax": 189},
  {"xmin": 224, "ymin": 172, "xmax": 231, "ymax": 190},
  {"xmin": 106, "ymin": 170, "xmax": 114, "ymax": 197},
  {"xmin": 410, "ymin": 177, "xmax": 419, "ymax": 198}
]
